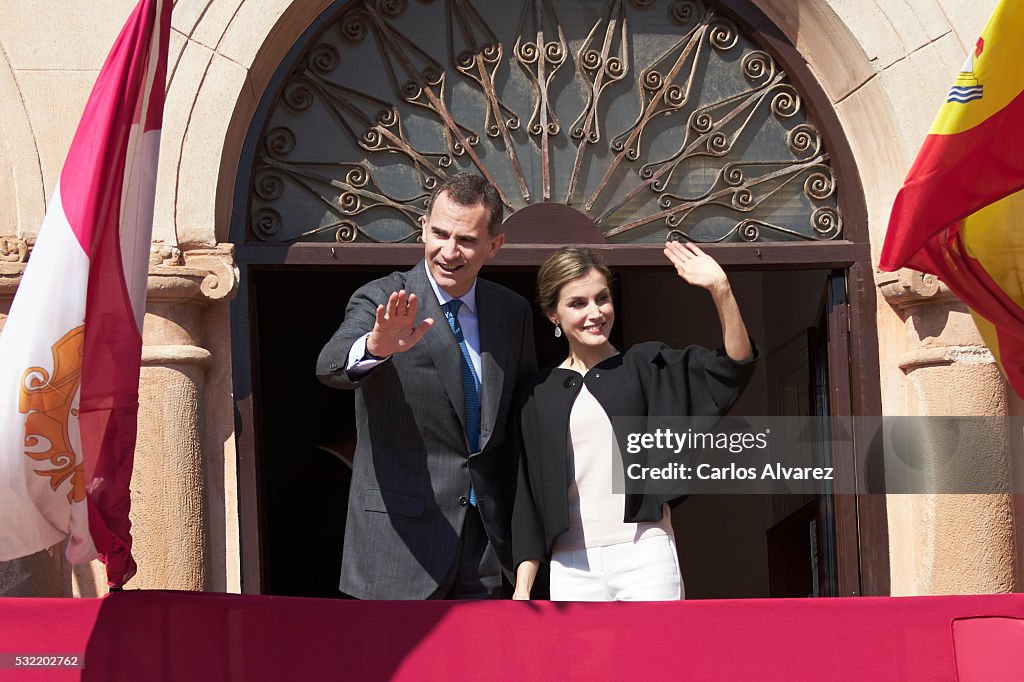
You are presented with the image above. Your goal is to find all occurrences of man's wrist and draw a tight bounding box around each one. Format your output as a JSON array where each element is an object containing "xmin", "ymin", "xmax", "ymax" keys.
[
  {"xmin": 362, "ymin": 335, "xmax": 392, "ymax": 361},
  {"xmin": 361, "ymin": 345, "xmax": 389, "ymax": 361}
]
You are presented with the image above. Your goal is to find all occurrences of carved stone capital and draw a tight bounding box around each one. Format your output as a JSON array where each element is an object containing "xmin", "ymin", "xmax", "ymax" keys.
[
  {"xmin": 875, "ymin": 268, "xmax": 953, "ymax": 310},
  {"xmin": 184, "ymin": 245, "xmax": 239, "ymax": 303},
  {"xmin": 0, "ymin": 238, "xmax": 30, "ymax": 297},
  {"xmin": 0, "ymin": 237, "xmax": 29, "ymax": 264},
  {"xmin": 147, "ymin": 243, "xmax": 238, "ymax": 304},
  {"xmin": 150, "ymin": 240, "xmax": 183, "ymax": 267},
  {"xmin": 2, "ymin": 242, "xmax": 238, "ymax": 306}
]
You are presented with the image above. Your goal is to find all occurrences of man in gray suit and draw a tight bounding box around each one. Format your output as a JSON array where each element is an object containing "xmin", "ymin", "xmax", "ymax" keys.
[{"xmin": 317, "ymin": 173, "xmax": 536, "ymax": 599}]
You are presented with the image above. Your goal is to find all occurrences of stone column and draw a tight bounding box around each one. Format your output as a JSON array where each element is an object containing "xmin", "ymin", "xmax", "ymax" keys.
[
  {"xmin": 127, "ymin": 243, "xmax": 238, "ymax": 591},
  {"xmin": 877, "ymin": 268, "xmax": 1018, "ymax": 595}
]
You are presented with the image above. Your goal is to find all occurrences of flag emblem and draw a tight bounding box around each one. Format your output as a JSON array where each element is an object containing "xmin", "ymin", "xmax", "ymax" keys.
[
  {"xmin": 947, "ymin": 38, "xmax": 985, "ymax": 103},
  {"xmin": 20, "ymin": 326, "xmax": 86, "ymax": 504}
]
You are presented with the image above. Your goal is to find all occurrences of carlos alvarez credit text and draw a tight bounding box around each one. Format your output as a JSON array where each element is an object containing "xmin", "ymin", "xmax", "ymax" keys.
[{"xmin": 623, "ymin": 427, "xmax": 835, "ymax": 482}]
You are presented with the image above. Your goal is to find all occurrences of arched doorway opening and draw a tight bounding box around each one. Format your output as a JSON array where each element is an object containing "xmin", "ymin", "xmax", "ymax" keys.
[{"xmin": 229, "ymin": 0, "xmax": 885, "ymax": 597}]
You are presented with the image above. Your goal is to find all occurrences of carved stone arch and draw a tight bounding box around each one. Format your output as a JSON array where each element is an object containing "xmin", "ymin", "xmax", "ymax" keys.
[
  {"xmin": 220, "ymin": 0, "xmax": 900, "ymax": 597},
  {"xmin": 157, "ymin": 0, "xmax": 336, "ymax": 247}
]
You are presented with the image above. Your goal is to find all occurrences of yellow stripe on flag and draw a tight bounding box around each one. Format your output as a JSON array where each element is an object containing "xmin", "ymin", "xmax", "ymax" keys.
[
  {"xmin": 960, "ymin": 190, "xmax": 1024, "ymax": 307},
  {"xmin": 930, "ymin": 0, "xmax": 1024, "ymax": 135},
  {"xmin": 971, "ymin": 311, "xmax": 1001, "ymax": 367},
  {"xmin": 961, "ymin": 189, "xmax": 1024, "ymax": 373}
]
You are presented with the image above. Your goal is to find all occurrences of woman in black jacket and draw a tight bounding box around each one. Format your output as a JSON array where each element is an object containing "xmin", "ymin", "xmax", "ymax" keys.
[{"xmin": 512, "ymin": 242, "xmax": 758, "ymax": 601}]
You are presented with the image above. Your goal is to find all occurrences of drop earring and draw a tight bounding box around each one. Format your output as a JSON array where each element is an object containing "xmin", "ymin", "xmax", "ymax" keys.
[{"xmin": 554, "ymin": 324, "xmax": 562, "ymax": 338}]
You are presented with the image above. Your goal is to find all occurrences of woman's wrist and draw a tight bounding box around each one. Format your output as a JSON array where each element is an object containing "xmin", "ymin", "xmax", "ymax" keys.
[{"xmin": 708, "ymin": 277, "xmax": 733, "ymax": 301}]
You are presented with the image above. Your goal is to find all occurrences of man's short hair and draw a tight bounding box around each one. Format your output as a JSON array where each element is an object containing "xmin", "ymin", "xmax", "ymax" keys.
[{"xmin": 427, "ymin": 173, "xmax": 504, "ymax": 237}]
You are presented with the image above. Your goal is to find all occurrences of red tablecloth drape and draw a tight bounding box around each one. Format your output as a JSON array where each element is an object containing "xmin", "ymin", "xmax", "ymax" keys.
[{"xmin": 1, "ymin": 591, "xmax": 1022, "ymax": 681}]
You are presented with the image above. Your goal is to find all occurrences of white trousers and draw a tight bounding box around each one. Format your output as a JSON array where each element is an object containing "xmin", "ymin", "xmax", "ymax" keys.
[{"xmin": 549, "ymin": 534, "xmax": 684, "ymax": 601}]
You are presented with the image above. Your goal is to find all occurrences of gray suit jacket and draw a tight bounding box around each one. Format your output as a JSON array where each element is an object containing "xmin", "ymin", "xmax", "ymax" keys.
[{"xmin": 316, "ymin": 261, "xmax": 536, "ymax": 599}]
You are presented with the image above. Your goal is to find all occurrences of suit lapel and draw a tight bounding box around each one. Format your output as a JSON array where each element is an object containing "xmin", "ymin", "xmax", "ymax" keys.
[
  {"xmin": 408, "ymin": 262, "xmax": 468, "ymax": 439},
  {"xmin": 476, "ymin": 281, "xmax": 508, "ymax": 452}
]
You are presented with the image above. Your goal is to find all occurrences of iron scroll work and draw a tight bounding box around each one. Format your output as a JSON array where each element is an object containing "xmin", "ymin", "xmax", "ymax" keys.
[{"xmin": 249, "ymin": 0, "xmax": 841, "ymax": 244}]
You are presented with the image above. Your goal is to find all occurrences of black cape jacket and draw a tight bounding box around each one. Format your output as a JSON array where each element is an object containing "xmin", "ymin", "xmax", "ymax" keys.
[{"xmin": 512, "ymin": 341, "xmax": 760, "ymax": 568}]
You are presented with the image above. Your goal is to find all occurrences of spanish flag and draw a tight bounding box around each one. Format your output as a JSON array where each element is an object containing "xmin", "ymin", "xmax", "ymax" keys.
[{"xmin": 880, "ymin": 0, "xmax": 1024, "ymax": 396}]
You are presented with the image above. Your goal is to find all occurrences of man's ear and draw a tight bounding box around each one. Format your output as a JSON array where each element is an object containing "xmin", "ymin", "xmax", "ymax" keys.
[
  {"xmin": 419, "ymin": 214, "xmax": 428, "ymax": 239},
  {"xmin": 487, "ymin": 233, "xmax": 506, "ymax": 259}
]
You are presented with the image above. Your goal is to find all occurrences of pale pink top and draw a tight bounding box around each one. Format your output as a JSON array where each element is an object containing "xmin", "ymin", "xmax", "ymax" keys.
[{"xmin": 553, "ymin": 382, "xmax": 673, "ymax": 552}]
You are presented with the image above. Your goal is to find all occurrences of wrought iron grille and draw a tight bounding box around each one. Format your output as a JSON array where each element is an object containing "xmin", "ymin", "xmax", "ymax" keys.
[{"xmin": 248, "ymin": 0, "xmax": 841, "ymax": 244}]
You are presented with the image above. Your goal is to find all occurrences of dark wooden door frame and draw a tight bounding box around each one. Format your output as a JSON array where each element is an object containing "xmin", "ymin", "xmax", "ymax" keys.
[{"xmin": 231, "ymin": 240, "xmax": 888, "ymax": 596}]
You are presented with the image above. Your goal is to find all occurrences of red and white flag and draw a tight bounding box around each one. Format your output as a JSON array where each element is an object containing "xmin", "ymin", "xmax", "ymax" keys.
[{"xmin": 0, "ymin": 0, "xmax": 170, "ymax": 588}]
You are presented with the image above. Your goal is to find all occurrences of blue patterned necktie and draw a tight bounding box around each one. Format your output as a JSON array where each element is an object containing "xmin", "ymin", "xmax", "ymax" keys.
[{"xmin": 444, "ymin": 299, "xmax": 479, "ymax": 506}]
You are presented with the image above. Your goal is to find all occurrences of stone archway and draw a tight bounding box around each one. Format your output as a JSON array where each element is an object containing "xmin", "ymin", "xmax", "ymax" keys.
[{"xmin": 225, "ymin": 0, "xmax": 890, "ymax": 596}]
